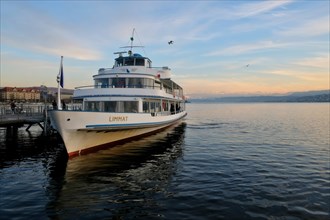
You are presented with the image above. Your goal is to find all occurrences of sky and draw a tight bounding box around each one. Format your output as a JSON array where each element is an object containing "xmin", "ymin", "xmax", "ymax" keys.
[{"xmin": 1, "ymin": 0, "xmax": 329, "ymax": 98}]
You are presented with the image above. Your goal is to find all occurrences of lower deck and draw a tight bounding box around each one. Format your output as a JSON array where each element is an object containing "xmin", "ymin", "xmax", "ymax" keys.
[{"xmin": 81, "ymin": 97, "xmax": 186, "ymax": 116}]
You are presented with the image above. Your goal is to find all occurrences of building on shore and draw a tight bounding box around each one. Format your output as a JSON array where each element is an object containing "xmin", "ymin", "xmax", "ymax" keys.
[
  {"xmin": 0, "ymin": 87, "xmax": 40, "ymax": 102},
  {"xmin": 0, "ymin": 86, "xmax": 74, "ymax": 103}
]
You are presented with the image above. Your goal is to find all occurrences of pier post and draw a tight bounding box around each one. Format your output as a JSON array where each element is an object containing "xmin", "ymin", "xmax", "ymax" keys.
[{"xmin": 44, "ymin": 108, "xmax": 48, "ymax": 136}]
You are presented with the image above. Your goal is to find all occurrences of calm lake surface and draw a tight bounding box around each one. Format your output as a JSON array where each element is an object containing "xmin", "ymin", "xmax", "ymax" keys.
[{"xmin": 0, "ymin": 103, "xmax": 329, "ymax": 219}]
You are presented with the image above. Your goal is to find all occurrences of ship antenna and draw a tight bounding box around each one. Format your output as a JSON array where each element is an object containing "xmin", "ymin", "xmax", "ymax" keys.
[{"xmin": 120, "ymin": 28, "xmax": 144, "ymax": 56}]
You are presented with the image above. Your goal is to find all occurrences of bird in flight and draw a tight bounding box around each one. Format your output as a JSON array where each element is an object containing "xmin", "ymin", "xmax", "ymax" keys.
[{"xmin": 168, "ymin": 40, "xmax": 174, "ymax": 45}]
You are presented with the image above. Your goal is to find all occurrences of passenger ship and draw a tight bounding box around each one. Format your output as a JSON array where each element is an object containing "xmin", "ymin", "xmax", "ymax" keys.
[{"xmin": 50, "ymin": 34, "xmax": 187, "ymax": 157}]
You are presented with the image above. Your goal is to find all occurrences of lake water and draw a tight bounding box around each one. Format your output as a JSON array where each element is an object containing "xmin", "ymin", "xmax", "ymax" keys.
[{"xmin": 0, "ymin": 103, "xmax": 329, "ymax": 219}]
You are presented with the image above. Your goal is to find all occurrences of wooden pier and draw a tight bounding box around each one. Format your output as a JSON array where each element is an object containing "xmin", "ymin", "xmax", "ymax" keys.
[
  {"xmin": 0, "ymin": 114, "xmax": 45, "ymax": 131},
  {"xmin": 0, "ymin": 103, "xmax": 49, "ymax": 135},
  {"xmin": 0, "ymin": 102, "xmax": 81, "ymax": 135}
]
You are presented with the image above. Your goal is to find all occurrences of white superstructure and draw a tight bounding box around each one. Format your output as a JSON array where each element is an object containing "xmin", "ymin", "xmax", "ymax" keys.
[{"xmin": 50, "ymin": 34, "xmax": 187, "ymax": 157}]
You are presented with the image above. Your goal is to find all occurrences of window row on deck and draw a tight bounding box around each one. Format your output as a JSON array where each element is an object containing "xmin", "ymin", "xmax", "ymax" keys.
[
  {"xmin": 84, "ymin": 99, "xmax": 185, "ymax": 115},
  {"xmin": 95, "ymin": 77, "xmax": 158, "ymax": 89},
  {"xmin": 94, "ymin": 77, "xmax": 183, "ymax": 97}
]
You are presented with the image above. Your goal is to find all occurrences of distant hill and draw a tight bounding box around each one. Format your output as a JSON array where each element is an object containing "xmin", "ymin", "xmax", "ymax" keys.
[
  {"xmin": 288, "ymin": 90, "xmax": 329, "ymax": 97},
  {"xmin": 190, "ymin": 90, "xmax": 330, "ymax": 103}
]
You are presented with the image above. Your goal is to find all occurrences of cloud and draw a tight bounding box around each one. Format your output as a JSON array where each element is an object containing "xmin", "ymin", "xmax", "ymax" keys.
[
  {"xmin": 1, "ymin": 2, "xmax": 103, "ymax": 60},
  {"xmin": 182, "ymin": 77, "xmax": 290, "ymax": 96},
  {"xmin": 162, "ymin": 1, "xmax": 294, "ymax": 43},
  {"xmin": 204, "ymin": 41, "xmax": 289, "ymax": 56},
  {"xmin": 1, "ymin": 53, "xmax": 57, "ymax": 87},
  {"xmin": 261, "ymin": 66, "xmax": 329, "ymax": 83},
  {"xmin": 293, "ymin": 54, "xmax": 329, "ymax": 69},
  {"xmin": 277, "ymin": 16, "xmax": 329, "ymax": 37},
  {"xmin": 0, "ymin": 52, "xmax": 97, "ymax": 88},
  {"xmin": 230, "ymin": 0, "xmax": 293, "ymax": 19}
]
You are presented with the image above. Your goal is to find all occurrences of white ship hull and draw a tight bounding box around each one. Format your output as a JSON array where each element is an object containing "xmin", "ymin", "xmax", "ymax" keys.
[{"xmin": 50, "ymin": 110, "xmax": 187, "ymax": 157}]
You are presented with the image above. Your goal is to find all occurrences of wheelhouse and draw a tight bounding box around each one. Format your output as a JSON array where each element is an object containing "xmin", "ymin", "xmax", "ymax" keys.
[{"xmin": 114, "ymin": 52, "xmax": 152, "ymax": 68}]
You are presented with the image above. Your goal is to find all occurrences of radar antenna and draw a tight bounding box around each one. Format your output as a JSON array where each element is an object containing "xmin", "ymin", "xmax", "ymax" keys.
[{"xmin": 113, "ymin": 51, "xmax": 127, "ymax": 57}]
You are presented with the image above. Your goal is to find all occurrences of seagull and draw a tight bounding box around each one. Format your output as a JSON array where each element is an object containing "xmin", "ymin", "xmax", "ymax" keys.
[
  {"xmin": 168, "ymin": 40, "xmax": 174, "ymax": 45},
  {"xmin": 246, "ymin": 64, "xmax": 250, "ymax": 68}
]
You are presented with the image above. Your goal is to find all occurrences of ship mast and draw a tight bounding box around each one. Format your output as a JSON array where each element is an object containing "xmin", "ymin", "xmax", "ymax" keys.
[
  {"xmin": 130, "ymin": 28, "xmax": 135, "ymax": 51},
  {"xmin": 128, "ymin": 28, "xmax": 135, "ymax": 56}
]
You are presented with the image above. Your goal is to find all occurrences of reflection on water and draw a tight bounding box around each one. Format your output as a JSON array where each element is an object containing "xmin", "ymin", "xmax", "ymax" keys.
[
  {"xmin": 1, "ymin": 104, "xmax": 329, "ymax": 219},
  {"xmin": 0, "ymin": 127, "xmax": 64, "ymax": 168},
  {"xmin": 46, "ymin": 123, "xmax": 186, "ymax": 219}
]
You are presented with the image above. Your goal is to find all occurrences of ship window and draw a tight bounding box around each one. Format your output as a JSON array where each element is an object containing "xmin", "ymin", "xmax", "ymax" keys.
[
  {"xmin": 126, "ymin": 78, "xmax": 154, "ymax": 88},
  {"xmin": 124, "ymin": 58, "xmax": 134, "ymax": 66},
  {"xmin": 95, "ymin": 79, "xmax": 109, "ymax": 88},
  {"xmin": 143, "ymin": 102, "xmax": 149, "ymax": 113},
  {"xmin": 128, "ymin": 78, "xmax": 143, "ymax": 88},
  {"xmin": 112, "ymin": 78, "xmax": 126, "ymax": 88},
  {"xmin": 85, "ymin": 101, "xmax": 138, "ymax": 113},
  {"xmin": 123, "ymin": 101, "xmax": 138, "ymax": 113},
  {"xmin": 108, "ymin": 101, "xmax": 138, "ymax": 113},
  {"xmin": 135, "ymin": 58, "xmax": 145, "ymax": 66},
  {"xmin": 104, "ymin": 101, "xmax": 116, "ymax": 112},
  {"xmin": 144, "ymin": 78, "xmax": 154, "ymax": 88},
  {"xmin": 85, "ymin": 101, "xmax": 100, "ymax": 111},
  {"xmin": 143, "ymin": 99, "xmax": 161, "ymax": 113},
  {"xmin": 116, "ymin": 58, "xmax": 124, "ymax": 66}
]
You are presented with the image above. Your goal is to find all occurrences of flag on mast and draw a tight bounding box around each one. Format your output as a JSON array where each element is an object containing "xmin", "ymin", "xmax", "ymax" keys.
[
  {"xmin": 59, "ymin": 56, "xmax": 64, "ymax": 88},
  {"xmin": 57, "ymin": 56, "xmax": 64, "ymax": 110}
]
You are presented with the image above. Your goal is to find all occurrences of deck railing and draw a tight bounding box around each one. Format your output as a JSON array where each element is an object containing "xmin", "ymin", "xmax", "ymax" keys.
[
  {"xmin": 74, "ymin": 84, "xmax": 183, "ymax": 98},
  {"xmin": 0, "ymin": 103, "xmax": 83, "ymax": 118}
]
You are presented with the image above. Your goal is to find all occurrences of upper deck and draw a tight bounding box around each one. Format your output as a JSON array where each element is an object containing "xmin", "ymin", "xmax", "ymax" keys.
[
  {"xmin": 97, "ymin": 52, "xmax": 172, "ymax": 79},
  {"xmin": 73, "ymin": 39, "xmax": 184, "ymax": 101}
]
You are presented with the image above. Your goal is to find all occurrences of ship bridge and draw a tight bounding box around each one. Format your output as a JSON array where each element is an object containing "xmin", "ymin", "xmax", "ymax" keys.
[{"xmin": 114, "ymin": 52, "xmax": 152, "ymax": 68}]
